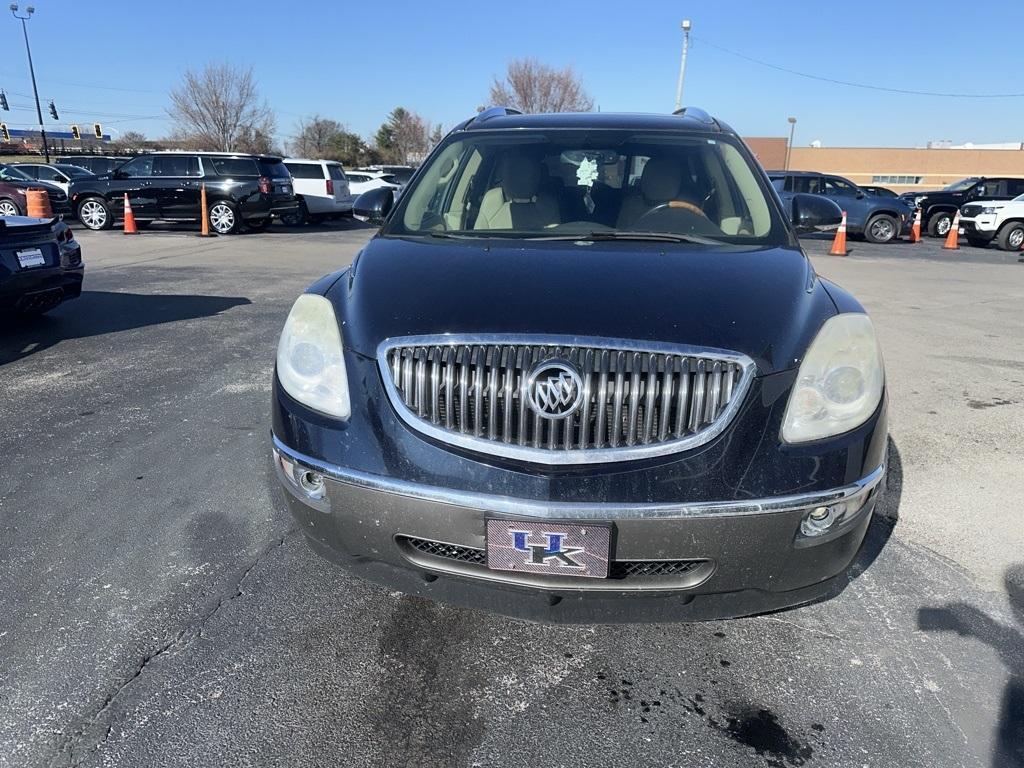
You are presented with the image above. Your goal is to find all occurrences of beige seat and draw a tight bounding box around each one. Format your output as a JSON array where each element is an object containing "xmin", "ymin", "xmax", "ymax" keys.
[
  {"xmin": 475, "ymin": 155, "xmax": 559, "ymax": 230},
  {"xmin": 618, "ymin": 157, "xmax": 706, "ymax": 228}
]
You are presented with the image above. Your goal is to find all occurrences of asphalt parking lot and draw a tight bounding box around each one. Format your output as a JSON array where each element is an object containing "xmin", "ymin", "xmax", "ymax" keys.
[{"xmin": 2, "ymin": 224, "xmax": 1022, "ymax": 768}]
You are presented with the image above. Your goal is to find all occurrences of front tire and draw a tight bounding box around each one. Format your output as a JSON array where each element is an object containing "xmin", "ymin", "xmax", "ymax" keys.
[
  {"xmin": 927, "ymin": 211, "xmax": 952, "ymax": 238},
  {"xmin": 0, "ymin": 198, "xmax": 21, "ymax": 217},
  {"xmin": 78, "ymin": 197, "xmax": 113, "ymax": 230},
  {"xmin": 996, "ymin": 221, "xmax": 1024, "ymax": 251},
  {"xmin": 864, "ymin": 214, "xmax": 899, "ymax": 244},
  {"xmin": 280, "ymin": 199, "xmax": 308, "ymax": 227},
  {"xmin": 208, "ymin": 200, "xmax": 240, "ymax": 235}
]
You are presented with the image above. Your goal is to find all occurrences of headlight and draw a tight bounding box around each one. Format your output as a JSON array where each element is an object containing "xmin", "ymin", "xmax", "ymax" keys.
[
  {"xmin": 981, "ymin": 207, "xmax": 998, "ymax": 215},
  {"xmin": 276, "ymin": 294, "xmax": 351, "ymax": 420},
  {"xmin": 781, "ymin": 314, "xmax": 884, "ymax": 443}
]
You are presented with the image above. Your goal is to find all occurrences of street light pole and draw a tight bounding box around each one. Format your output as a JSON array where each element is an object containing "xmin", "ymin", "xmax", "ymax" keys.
[
  {"xmin": 674, "ymin": 19, "xmax": 692, "ymax": 112},
  {"xmin": 784, "ymin": 117, "xmax": 797, "ymax": 171},
  {"xmin": 10, "ymin": 4, "xmax": 49, "ymax": 163}
]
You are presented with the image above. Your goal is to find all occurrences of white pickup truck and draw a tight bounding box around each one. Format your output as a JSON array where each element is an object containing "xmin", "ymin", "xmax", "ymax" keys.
[{"xmin": 958, "ymin": 194, "xmax": 1024, "ymax": 250}]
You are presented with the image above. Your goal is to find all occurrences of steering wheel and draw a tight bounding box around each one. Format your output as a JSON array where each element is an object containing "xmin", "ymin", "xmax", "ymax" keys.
[{"xmin": 633, "ymin": 200, "xmax": 710, "ymax": 227}]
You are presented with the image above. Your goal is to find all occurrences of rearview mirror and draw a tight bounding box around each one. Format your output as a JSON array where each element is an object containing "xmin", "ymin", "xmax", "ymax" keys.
[
  {"xmin": 790, "ymin": 193, "xmax": 843, "ymax": 234},
  {"xmin": 352, "ymin": 186, "xmax": 395, "ymax": 225}
]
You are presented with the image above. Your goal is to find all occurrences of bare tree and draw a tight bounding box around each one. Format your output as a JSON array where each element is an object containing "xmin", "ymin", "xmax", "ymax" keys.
[
  {"xmin": 168, "ymin": 62, "xmax": 275, "ymax": 151},
  {"xmin": 489, "ymin": 58, "xmax": 594, "ymax": 114},
  {"xmin": 291, "ymin": 115, "xmax": 344, "ymax": 158},
  {"xmin": 111, "ymin": 130, "xmax": 148, "ymax": 152}
]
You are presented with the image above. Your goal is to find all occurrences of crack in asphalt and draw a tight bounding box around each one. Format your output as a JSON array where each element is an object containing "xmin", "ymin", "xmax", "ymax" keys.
[{"xmin": 49, "ymin": 528, "xmax": 298, "ymax": 768}]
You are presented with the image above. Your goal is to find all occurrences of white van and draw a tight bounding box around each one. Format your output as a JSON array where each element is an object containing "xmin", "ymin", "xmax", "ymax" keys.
[{"xmin": 281, "ymin": 159, "xmax": 354, "ymax": 225}]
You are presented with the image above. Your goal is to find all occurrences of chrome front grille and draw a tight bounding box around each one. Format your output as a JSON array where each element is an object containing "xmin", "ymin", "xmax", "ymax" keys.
[{"xmin": 379, "ymin": 336, "xmax": 754, "ymax": 464}]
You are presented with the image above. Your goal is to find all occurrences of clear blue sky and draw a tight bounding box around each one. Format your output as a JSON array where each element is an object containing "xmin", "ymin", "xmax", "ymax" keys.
[{"xmin": 3, "ymin": 0, "xmax": 1024, "ymax": 148}]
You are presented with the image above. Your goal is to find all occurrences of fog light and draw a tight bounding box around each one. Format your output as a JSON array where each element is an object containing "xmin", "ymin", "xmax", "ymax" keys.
[
  {"xmin": 801, "ymin": 503, "xmax": 847, "ymax": 537},
  {"xmin": 298, "ymin": 470, "xmax": 326, "ymax": 500}
]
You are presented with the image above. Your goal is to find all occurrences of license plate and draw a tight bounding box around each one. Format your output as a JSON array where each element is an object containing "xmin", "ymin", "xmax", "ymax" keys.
[
  {"xmin": 17, "ymin": 248, "xmax": 45, "ymax": 268},
  {"xmin": 959, "ymin": 228, "xmax": 965, "ymax": 235},
  {"xmin": 280, "ymin": 185, "xmax": 292, "ymax": 194},
  {"xmin": 486, "ymin": 519, "xmax": 611, "ymax": 579}
]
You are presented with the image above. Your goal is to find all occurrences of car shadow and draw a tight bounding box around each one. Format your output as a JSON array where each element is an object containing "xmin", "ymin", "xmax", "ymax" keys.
[
  {"xmin": 917, "ymin": 565, "xmax": 1024, "ymax": 766},
  {"xmin": 0, "ymin": 290, "xmax": 251, "ymax": 365}
]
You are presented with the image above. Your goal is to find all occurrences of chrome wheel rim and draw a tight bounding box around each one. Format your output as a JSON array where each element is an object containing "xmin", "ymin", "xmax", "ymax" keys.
[
  {"xmin": 80, "ymin": 200, "xmax": 107, "ymax": 229},
  {"xmin": 936, "ymin": 216, "xmax": 951, "ymax": 236},
  {"xmin": 870, "ymin": 218, "xmax": 894, "ymax": 241},
  {"xmin": 0, "ymin": 200, "xmax": 18, "ymax": 217},
  {"xmin": 1009, "ymin": 228, "xmax": 1024, "ymax": 249},
  {"xmin": 210, "ymin": 204, "xmax": 234, "ymax": 233}
]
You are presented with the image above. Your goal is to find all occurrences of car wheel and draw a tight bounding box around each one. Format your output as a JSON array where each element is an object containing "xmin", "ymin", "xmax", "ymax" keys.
[
  {"xmin": 208, "ymin": 200, "xmax": 240, "ymax": 235},
  {"xmin": 281, "ymin": 199, "xmax": 308, "ymax": 227},
  {"xmin": 927, "ymin": 212, "xmax": 952, "ymax": 238},
  {"xmin": 996, "ymin": 221, "xmax": 1024, "ymax": 251},
  {"xmin": 864, "ymin": 214, "xmax": 898, "ymax": 244},
  {"xmin": 0, "ymin": 198, "xmax": 21, "ymax": 217},
  {"xmin": 78, "ymin": 197, "xmax": 112, "ymax": 230},
  {"xmin": 966, "ymin": 236, "xmax": 990, "ymax": 249}
]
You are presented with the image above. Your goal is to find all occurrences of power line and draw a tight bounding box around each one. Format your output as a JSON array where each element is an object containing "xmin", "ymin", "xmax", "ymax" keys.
[{"xmin": 694, "ymin": 36, "xmax": 1024, "ymax": 98}]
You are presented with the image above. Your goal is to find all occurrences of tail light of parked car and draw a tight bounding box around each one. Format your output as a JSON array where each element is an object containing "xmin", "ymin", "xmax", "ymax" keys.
[
  {"xmin": 326, "ymin": 179, "xmax": 334, "ymax": 196},
  {"xmin": 259, "ymin": 176, "xmax": 272, "ymax": 195}
]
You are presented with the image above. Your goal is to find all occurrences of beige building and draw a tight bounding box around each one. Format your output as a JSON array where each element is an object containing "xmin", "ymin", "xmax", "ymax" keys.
[{"xmin": 743, "ymin": 137, "xmax": 1024, "ymax": 194}]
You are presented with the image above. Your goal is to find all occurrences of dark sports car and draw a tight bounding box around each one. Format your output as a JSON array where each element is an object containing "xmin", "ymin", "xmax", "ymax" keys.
[
  {"xmin": 271, "ymin": 108, "xmax": 888, "ymax": 623},
  {"xmin": 0, "ymin": 215, "xmax": 83, "ymax": 316}
]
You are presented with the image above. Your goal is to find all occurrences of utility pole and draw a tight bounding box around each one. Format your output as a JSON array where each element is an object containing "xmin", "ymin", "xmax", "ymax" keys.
[
  {"xmin": 674, "ymin": 19, "xmax": 692, "ymax": 112},
  {"xmin": 10, "ymin": 4, "xmax": 49, "ymax": 162},
  {"xmin": 785, "ymin": 117, "xmax": 797, "ymax": 171}
]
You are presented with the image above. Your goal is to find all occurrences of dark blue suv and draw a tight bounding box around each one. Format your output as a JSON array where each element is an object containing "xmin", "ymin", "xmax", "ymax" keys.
[{"xmin": 769, "ymin": 171, "xmax": 912, "ymax": 243}]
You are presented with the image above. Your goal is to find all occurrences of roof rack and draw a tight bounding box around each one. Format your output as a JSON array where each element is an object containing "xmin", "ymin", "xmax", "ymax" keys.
[
  {"xmin": 472, "ymin": 106, "xmax": 523, "ymax": 124},
  {"xmin": 672, "ymin": 106, "xmax": 718, "ymax": 127}
]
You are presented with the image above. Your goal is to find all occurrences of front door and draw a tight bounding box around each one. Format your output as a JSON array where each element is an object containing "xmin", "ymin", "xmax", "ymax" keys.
[{"xmin": 108, "ymin": 156, "xmax": 158, "ymax": 219}]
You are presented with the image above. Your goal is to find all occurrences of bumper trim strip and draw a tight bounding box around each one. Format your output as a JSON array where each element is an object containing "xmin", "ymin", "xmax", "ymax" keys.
[{"xmin": 272, "ymin": 434, "xmax": 885, "ymax": 521}]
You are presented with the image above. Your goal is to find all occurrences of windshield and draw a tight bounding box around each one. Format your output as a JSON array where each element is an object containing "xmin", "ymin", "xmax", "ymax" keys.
[
  {"xmin": 943, "ymin": 177, "xmax": 979, "ymax": 192},
  {"xmin": 385, "ymin": 130, "xmax": 782, "ymax": 245},
  {"xmin": 0, "ymin": 164, "xmax": 33, "ymax": 182}
]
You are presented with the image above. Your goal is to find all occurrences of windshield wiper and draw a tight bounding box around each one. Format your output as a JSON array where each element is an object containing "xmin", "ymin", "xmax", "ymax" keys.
[{"xmin": 525, "ymin": 230, "xmax": 719, "ymax": 245}]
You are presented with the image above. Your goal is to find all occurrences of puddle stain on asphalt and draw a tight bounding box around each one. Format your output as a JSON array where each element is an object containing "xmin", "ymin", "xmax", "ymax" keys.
[{"xmin": 714, "ymin": 706, "xmax": 816, "ymax": 768}]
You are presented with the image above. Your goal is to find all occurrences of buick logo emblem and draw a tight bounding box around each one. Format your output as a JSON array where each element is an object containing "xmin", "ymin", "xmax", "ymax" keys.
[{"xmin": 527, "ymin": 360, "xmax": 583, "ymax": 419}]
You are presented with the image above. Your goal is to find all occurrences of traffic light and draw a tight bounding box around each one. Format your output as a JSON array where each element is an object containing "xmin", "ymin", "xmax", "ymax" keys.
[
  {"xmin": 0, "ymin": 91, "xmax": 8, "ymax": 111},
  {"xmin": 48, "ymin": 100, "xmax": 58, "ymax": 120},
  {"xmin": 1, "ymin": 123, "xmax": 9, "ymax": 142},
  {"xmin": 70, "ymin": 124, "xmax": 80, "ymax": 140},
  {"xmin": 93, "ymin": 123, "xmax": 102, "ymax": 139}
]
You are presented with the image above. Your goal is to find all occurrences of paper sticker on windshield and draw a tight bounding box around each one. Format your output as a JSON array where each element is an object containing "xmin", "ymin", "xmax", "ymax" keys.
[{"xmin": 576, "ymin": 157, "xmax": 598, "ymax": 188}]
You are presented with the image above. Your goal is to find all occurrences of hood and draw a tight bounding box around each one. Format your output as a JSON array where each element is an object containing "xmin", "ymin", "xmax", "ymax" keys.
[
  {"xmin": 331, "ymin": 237, "xmax": 839, "ymax": 375},
  {"xmin": 965, "ymin": 199, "xmax": 1009, "ymax": 209}
]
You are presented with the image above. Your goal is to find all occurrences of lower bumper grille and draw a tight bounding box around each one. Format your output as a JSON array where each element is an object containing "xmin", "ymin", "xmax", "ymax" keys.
[{"xmin": 398, "ymin": 535, "xmax": 710, "ymax": 582}]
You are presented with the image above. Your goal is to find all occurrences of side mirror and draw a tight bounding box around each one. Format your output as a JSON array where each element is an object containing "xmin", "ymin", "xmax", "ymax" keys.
[
  {"xmin": 855, "ymin": 191, "xmax": 865, "ymax": 199},
  {"xmin": 353, "ymin": 186, "xmax": 395, "ymax": 225},
  {"xmin": 790, "ymin": 192, "xmax": 843, "ymax": 234}
]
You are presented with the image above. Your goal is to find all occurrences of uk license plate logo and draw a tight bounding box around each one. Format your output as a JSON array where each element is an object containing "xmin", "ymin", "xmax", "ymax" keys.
[
  {"xmin": 17, "ymin": 248, "xmax": 45, "ymax": 268},
  {"xmin": 486, "ymin": 519, "xmax": 610, "ymax": 579}
]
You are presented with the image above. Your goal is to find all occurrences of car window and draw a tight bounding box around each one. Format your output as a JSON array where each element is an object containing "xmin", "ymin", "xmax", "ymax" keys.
[
  {"xmin": 152, "ymin": 156, "xmax": 200, "ymax": 177},
  {"xmin": 0, "ymin": 164, "xmax": 33, "ymax": 181},
  {"xmin": 285, "ymin": 163, "xmax": 325, "ymax": 179},
  {"xmin": 347, "ymin": 173, "xmax": 369, "ymax": 182},
  {"xmin": 13, "ymin": 165, "xmax": 39, "ymax": 179},
  {"xmin": 977, "ymin": 179, "xmax": 1008, "ymax": 197},
  {"xmin": 390, "ymin": 130, "xmax": 780, "ymax": 244},
  {"xmin": 769, "ymin": 178, "xmax": 785, "ymax": 193},
  {"xmin": 119, "ymin": 157, "xmax": 154, "ymax": 178},
  {"xmin": 327, "ymin": 165, "xmax": 347, "ymax": 181},
  {"xmin": 1008, "ymin": 180, "xmax": 1024, "ymax": 197},
  {"xmin": 824, "ymin": 177, "xmax": 858, "ymax": 196},
  {"xmin": 208, "ymin": 157, "xmax": 260, "ymax": 177},
  {"xmin": 789, "ymin": 175, "xmax": 824, "ymax": 194},
  {"xmin": 36, "ymin": 166, "xmax": 62, "ymax": 181},
  {"xmin": 56, "ymin": 165, "xmax": 92, "ymax": 178},
  {"xmin": 258, "ymin": 159, "xmax": 290, "ymax": 179}
]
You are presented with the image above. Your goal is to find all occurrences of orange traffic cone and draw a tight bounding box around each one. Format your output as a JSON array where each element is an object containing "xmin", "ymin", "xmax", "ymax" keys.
[
  {"xmin": 197, "ymin": 183, "xmax": 216, "ymax": 237},
  {"xmin": 123, "ymin": 193, "xmax": 138, "ymax": 235},
  {"xmin": 909, "ymin": 207, "xmax": 922, "ymax": 243},
  {"xmin": 943, "ymin": 209, "xmax": 960, "ymax": 250},
  {"xmin": 829, "ymin": 210, "xmax": 848, "ymax": 256}
]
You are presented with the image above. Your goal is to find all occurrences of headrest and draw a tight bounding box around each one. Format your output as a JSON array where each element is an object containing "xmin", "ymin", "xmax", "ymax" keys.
[
  {"xmin": 500, "ymin": 155, "xmax": 542, "ymax": 202},
  {"xmin": 640, "ymin": 157, "xmax": 683, "ymax": 203}
]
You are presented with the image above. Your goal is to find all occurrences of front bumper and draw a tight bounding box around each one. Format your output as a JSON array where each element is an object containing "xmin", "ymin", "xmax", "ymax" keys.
[
  {"xmin": 957, "ymin": 217, "xmax": 996, "ymax": 241},
  {"xmin": 273, "ymin": 434, "xmax": 885, "ymax": 623}
]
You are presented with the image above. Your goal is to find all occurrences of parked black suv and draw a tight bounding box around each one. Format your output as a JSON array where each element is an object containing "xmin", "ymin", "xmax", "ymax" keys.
[
  {"xmin": 910, "ymin": 177, "xmax": 1024, "ymax": 238},
  {"xmin": 68, "ymin": 152, "xmax": 298, "ymax": 234},
  {"xmin": 768, "ymin": 171, "xmax": 912, "ymax": 243}
]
